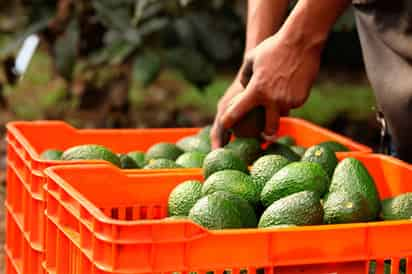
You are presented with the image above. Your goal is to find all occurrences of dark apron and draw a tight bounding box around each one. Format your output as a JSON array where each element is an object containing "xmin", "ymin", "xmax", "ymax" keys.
[{"xmin": 354, "ymin": 1, "xmax": 412, "ymax": 162}]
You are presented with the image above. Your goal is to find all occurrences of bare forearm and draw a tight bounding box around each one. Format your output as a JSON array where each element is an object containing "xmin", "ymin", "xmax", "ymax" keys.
[
  {"xmin": 245, "ymin": 0, "xmax": 290, "ymax": 53},
  {"xmin": 280, "ymin": 0, "xmax": 351, "ymax": 51}
]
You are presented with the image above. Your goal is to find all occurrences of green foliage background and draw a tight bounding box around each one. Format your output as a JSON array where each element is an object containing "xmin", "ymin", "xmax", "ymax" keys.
[{"xmin": 0, "ymin": 1, "xmax": 375, "ymax": 139}]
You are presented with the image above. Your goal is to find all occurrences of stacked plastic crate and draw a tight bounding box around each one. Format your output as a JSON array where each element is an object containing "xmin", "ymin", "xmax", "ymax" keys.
[{"xmin": 8, "ymin": 118, "xmax": 410, "ymax": 274}]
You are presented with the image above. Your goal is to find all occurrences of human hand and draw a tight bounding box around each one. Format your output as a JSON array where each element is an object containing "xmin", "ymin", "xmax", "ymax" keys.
[{"xmin": 220, "ymin": 32, "xmax": 322, "ymax": 140}]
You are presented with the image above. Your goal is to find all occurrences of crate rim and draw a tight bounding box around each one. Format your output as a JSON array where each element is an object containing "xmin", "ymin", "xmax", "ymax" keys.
[
  {"xmin": 6, "ymin": 120, "xmax": 202, "ymax": 162},
  {"xmin": 7, "ymin": 117, "xmax": 372, "ymax": 161}
]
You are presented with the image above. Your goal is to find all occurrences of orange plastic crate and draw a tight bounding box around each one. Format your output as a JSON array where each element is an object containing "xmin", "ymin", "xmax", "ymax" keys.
[
  {"xmin": 4, "ymin": 118, "xmax": 371, "ymax": 274},
  {"xmin": 5, "ymin": 121, "xmax": 201, "ymax": 274},
  {"xmin": 42, "ymin": 154, "xmax": 412, "ymax": 274},
  {"xmin": 5, "ymin": 208, "xmax": 44, "ymax": 274}
]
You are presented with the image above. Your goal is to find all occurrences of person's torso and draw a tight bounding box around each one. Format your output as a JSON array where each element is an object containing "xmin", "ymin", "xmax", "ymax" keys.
[{"xmin": 355, "ymin": 0, "xmax": 412, "ymax": 60}]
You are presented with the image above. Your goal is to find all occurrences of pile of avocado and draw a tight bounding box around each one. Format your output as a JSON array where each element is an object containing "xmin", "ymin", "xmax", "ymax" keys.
[
  {"xmin": 39, "ymin": 127, "xmax": 412, "ymax": 229},
  {"xmin": 39, "ymin": 125, "xmax": 343, "ymax": 170},
  {"xmin": 166, "ymin": 136, "xmax": 412, "ymax": 230},
  {"xmin": 39, "ymin": 126, "xmax": 213, "ymax": 169}
]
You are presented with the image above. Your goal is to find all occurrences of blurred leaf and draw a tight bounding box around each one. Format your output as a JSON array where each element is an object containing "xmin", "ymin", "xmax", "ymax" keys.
[
  {"xmin": 102, "ymin": 16, "xmax": 168, "ymax": 47},
  {"xmin": 54, "ymin": 19, "xmax": 79, "ymax": 80},
  {"xmin": 88, "ymin": 40, "xmax": 137, "ymax": 66},
  {"xmin": 103, "ymin": 29, "xmax": 125, "ymax": 45},
  {"xmin": 291, "ymin": 84, "xmax": 375, "ymax": 125},
  {"xmin": 138, "ymin": 18, "xmax": 169, "ymax": 37},
  {"xmin": 110, "ymin": 43, "xmax": 137, "ymax": 65},
  {"xmin": 132, "ymin": 52, "xmax": 162, "ymax": 86},
  {"xmin": 137, "ymin": 2, "xmax": 165, "ymax": 22},
  {"xmin": 132, "ymin": 0, "xmax": 165, "ymax": 26},
  {"xmin": 166, "ymin": 47, "xmax": 215, "ymax": 87},
  {"xmin": 172, "ymin": 17, "xmax": 197, "ymax": 49},
  {"xmin": 163, "ymin": 1, "xmax": 181, "ymax": 15},
  {"xmin": 122, "ymin": 28, "xmax": 142, "ymax": 45},
  {"xmin": 129, "ymin": 82, "xmax": 145, "ymax": 107},
  {"xmin": 25, "ymin": 0, "xmax": 56, "ymax": 23},
  {"xmin": 188, "ymin": 11, "xmax": 241, "ymax": 62},
  {"xmin": 92, "ymin": 0, "xmax": 131, "ymax": 30},
  {"xmin": 133, "ymin": 0, "xmax": 149, "ymax": 26},
  {"xmin": 40, "ymin": 82, "xmax": 68, "ymax": 108},
  {"xmin": 176, "ymin": 77, "xmax": 230, "ymax": 114}
]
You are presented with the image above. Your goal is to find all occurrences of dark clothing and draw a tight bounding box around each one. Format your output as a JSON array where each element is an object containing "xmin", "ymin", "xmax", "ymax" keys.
[{"xmin": 354, "ymin": 1, "xmax": 412, "ymax": 162}]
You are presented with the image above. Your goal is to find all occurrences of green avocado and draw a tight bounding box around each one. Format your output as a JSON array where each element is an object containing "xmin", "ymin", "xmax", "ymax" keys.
[
  {"xmin": 62, "ymin": 144, "xmax": 120, "ymax": 166},
  {"xmin": 259, "ymin": 191, "xmax": 323, "ymax": 227},
  {"xmin": 261, "ymin": 162, "xmax": 329, "ymax": 207}
]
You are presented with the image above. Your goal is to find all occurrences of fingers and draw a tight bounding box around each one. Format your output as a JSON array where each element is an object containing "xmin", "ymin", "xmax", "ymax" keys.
[
  {"xmin": 210, "ymin": 80, "xmax": 246, "ymax": 149},
  {"xmin": 210, "ymin": 119, "xmax": 231, "ymax": 149},
  {"xmin": 261, "ymin": 104, "xmax": 280, "ymax": 142},
  {"xmin": 220, "ymin": 88, "xmax": 257, "ymax": 130}
]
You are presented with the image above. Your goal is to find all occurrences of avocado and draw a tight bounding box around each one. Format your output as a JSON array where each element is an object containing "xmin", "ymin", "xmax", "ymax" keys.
[
  {"xmin": 323, "ymin": 191, "xmax": 373, "ymax": 224},
  {"xmin": 381, "ymin": 192, "xmax": 412, "ymax": 220},
  {"xmin": 276, "ymin": 136, "xmax": 296, "ymax": 146},
  {"xmin": 232, "ymin": 106, "xmax": 265, "ymax": 139},
  {"xmin": 250, "ymin": 155, "xmax": 290, "ymax": 194},
  {"xmin": 258, "ymin": 191, "xmax": 323, "ymax": 227},
  {"xmin": 202, "ymin": 148, "xmax": 249, "ymax": 178},
  {"xmin": 168, "ymin": 180, "xmax": 203, "ymax": 216},
  {"xmin": 62, "ymin": 144, "xmax": 121, "ymax": 167},
  {"xmin": 119, "ymin": 154, "xmax": 139, "ymax": 169},
  {"xmin": 197, "ymin": 125, "xmax": 212, "ymax": 140},
  {"xmin": 261, "ymin": 162, "xmax": 329, "ymax": 207},
  {"xmin": 127, "ymin": 151, "xmax": 146, "ymax": 168},
  {"xmin": 265, "ymin": 143, "xmax": 301, "ymax": 162},
  {"xmin": 176, "ymin": 135, "xmax": 211, "ymax": 154},
  {"xmin": 202, "ymin": 170, "xmax": 259, "ymax": 206},
  {"xmin": 301, "ymin": 145, "xmax": 338, "ymax": 179},
  {"xmin": 318, "ymin": 141, "xmax": 349, "ymax": 152},
  {"xmin": 290, "ymin": 146, "xmax": 306, "ymax": 157},
  {"xmin": 144, "ymin": 158, "xmax": 182, "ymax": 169},
  {"xmin": 176, "ymin": 151, "xmax": 206, "ymax": 168},
  {"xmin": 40, "ymin": 149, "xmax": 63, "ymax": 160},
  {"xmin": 329, "ymin": 158, "xmax": 380, "ymax": 220},
  {"xmin": 225, "ymin": 138, "xmax": 262, "ymax": 165},
  {"xmin": 189, "ymin": 191, "xmax": 257, "ymax": 230},
  {"xmin": 146, "ymin": 142, "xmax": 183, "ymax": 161}
]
